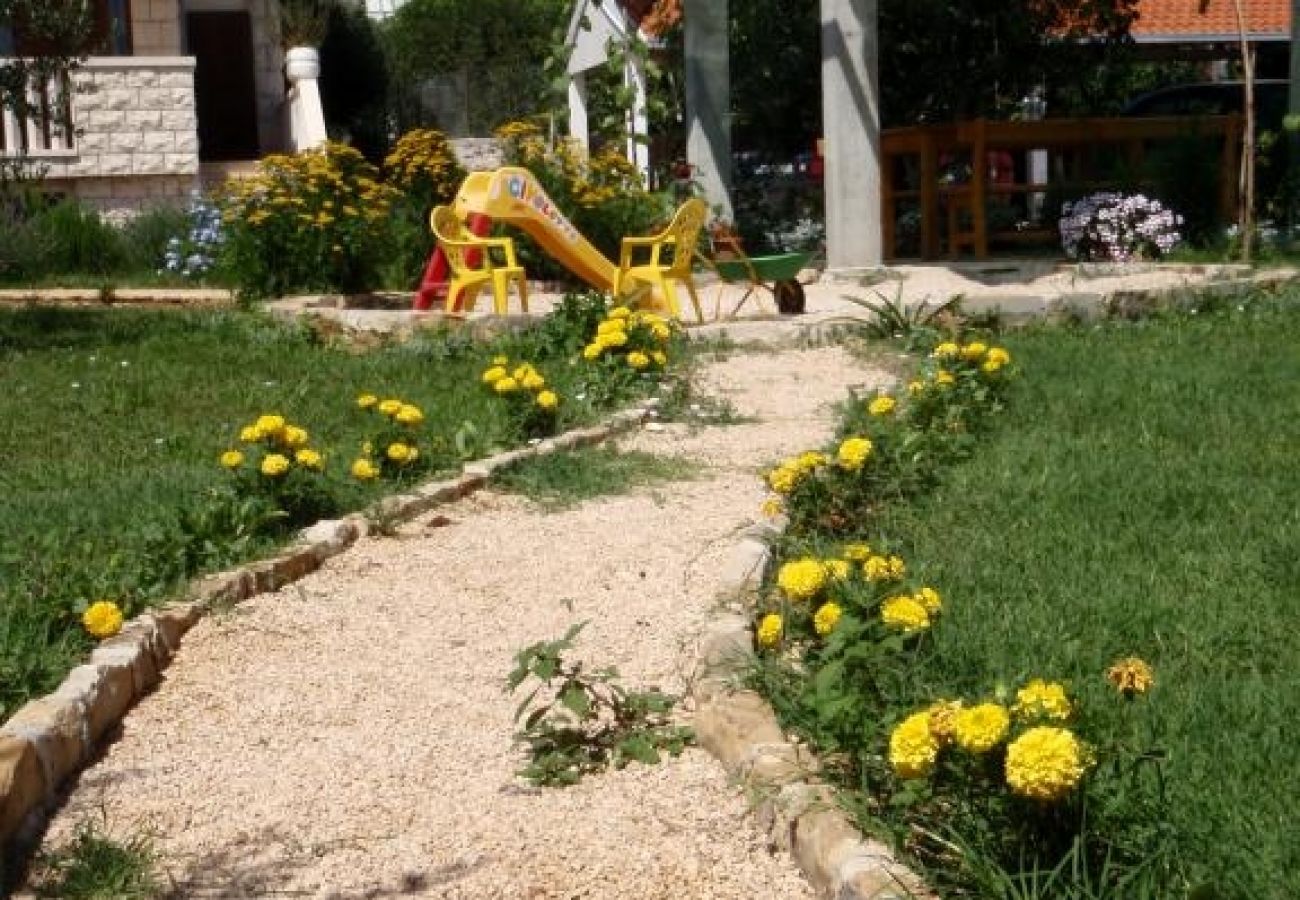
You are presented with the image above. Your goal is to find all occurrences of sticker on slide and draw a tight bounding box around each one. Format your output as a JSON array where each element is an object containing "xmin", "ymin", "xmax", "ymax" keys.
[
  {"xmin": 508, "ymin": 174, "xmax": 527, "ymax": 200},
  {"xmin": 530, "ymin": 192, "xmax": 581, "ymax": 244}
]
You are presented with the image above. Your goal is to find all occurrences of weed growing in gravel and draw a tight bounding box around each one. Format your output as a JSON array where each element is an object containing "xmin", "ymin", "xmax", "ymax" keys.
[
  {"xmin": 29, "ymin": 819, "xmax": 159, "ymax": 899},
  {"xmin": 508, "ymin": 623, "xmax": 693, "ymax": 787},
  {"xmin": 493, "ymin": 446, "xmax": 694, "ymax": 510}
]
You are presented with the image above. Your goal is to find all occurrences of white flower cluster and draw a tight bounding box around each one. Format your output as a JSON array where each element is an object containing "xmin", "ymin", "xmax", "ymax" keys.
[
  {"xmin": 1058, "ymin": 192, "xmax": 1183, "ymax": 262},
  {"xmin": 162, "ymin": 192, "xmax": 225, "ymax": 279}
]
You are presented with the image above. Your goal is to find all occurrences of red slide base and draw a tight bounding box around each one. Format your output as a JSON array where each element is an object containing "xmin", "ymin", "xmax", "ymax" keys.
[{"xmin": 412, "ymin": 212, "xmax": 493, "ymax": 311}]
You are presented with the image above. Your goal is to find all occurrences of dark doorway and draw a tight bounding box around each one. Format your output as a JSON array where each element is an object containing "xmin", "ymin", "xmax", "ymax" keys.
[{"xmin": 187, "ymin": 11, "xmax": 260, "ymax": 160}]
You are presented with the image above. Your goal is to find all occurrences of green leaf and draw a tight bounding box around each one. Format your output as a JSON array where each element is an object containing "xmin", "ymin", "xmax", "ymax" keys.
[{"xmin": 560, "ymin": 683, "xmax": 592, "ymax": 719}]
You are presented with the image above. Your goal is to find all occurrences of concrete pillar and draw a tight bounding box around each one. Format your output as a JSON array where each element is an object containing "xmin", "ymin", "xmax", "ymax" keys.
[
  {"xmin": 568, "ymin": 72, "xmax": 590, "ymax": 154},
  {"xmin": 684, "ymin": 0, "xmax": 733, "ymax": 220},
  {"xmin": 820, "ymin": 0, "xmax": 881, "ymax": 270},
  {"xmin": 625, "ymin": 54, "xmax": 650, "ymax": 184}
]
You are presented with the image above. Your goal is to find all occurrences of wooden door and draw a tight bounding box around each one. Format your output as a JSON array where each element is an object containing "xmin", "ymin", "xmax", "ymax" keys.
[{"xmin": 187, "ymin": 11, "xmax": 260, "ymax": 161}]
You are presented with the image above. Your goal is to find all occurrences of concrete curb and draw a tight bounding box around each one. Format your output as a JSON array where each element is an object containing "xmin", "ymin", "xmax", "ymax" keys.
[
  {"xmin": 0, "ymin": 405, "xmax": 651, "ymax": 855},
  {"xmin": 0, "ymin": 288, "xmax": 234, "ymax": 307},
  {"xmin": 692, "ymin": 532, "xmax": 932, "ymax": 900}
]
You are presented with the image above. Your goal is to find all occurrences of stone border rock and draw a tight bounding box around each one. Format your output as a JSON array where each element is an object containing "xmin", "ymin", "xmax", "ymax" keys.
[
  {"xmin": 0, "ymin": 405, "xmax": 652, "ymax": 859},
  {"xmin": 692, "ymin": 524, "xmax": 931, "ymax": 900}
]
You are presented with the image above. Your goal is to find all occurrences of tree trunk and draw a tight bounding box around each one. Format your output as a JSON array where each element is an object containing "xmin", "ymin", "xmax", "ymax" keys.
[{"xmin": 1230, "ymin": 0, "xmax": 1255, "ymax": 260}]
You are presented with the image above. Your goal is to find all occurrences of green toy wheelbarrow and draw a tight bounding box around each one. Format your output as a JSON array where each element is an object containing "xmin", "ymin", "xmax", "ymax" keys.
[{"xmin": 703, "ymin": 249, "xmax": 817, "ymax": 319}]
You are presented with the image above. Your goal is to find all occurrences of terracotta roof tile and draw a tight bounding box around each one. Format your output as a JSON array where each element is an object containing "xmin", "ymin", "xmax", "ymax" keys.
[{"xmin": 1132, "ymin": 0, "xmax": 1289, "ymax": 39}]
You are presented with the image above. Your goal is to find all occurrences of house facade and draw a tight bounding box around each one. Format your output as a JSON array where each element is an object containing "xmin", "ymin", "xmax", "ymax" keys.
[{"xmin": 1, "ymin": 0, "xmax": 287, "ymax": 218}]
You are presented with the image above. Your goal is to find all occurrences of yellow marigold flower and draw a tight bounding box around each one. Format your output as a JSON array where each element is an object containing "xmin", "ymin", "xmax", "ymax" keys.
[
  {"xmin": 387, "ymin": 442, "xmax": 412, "ymax": 463},
  {"xmin": 795, "ymin": 451, "xmax": 828, "ymax": 472},
  {"xmin": 1005, "ymin": 726, "xmax": 1089, "ymax": 802},
  {"xmin": 351, "ymin": 458, "xmax": 380, "ymax": 480},
  {"xmin": 881, "ymin": 595, "xmax": 931, "ymax": 633},
  {"xmin": 295, "ymin": 448, "xmax": 324, "ymax": 470},
  {"xmin": 255, "ymin": 414, "xmax": 286, "ymax": 437},
  {"xmin": 915, "ymin": 586, "xmax": 942, "ymax": 614},
  {"xmin": 907, "ymin": 380, "xmax": 926, "ymax": 396},
  {"xmin": 837, "ymin": 437, "xmax": 873, "ymax": 472},
  {"xmin": 494, "ymin": 376, "xmax": 520, "ymax": 394},
  {"xmin": 760, "ymin": 496, "xmax": 784, "ymax": 518},
  {"xmin": 767, "ymin": 464, "xmax": 800, "ymax": 495},
  {"xmin": 82, "ymin": 600, "xmax": 124, "ymax": 640},
  {"xmin": 652, "ymin": 323, "xmax": 672, "ymax": 342},
  {"xmin": 492, "ymin": 355, "xmax": 509, "ymax": 366},
  {"xmin": 935, "ymin": 370, "xmax": 955, "ymax": 387},
  {"xmin": 756, "ymin": 613, "xmax": 783, "ymax": 649},
  {"xmin": 357, "ymin": 393, "xmax": 378, "ymax": 409},
  {"xmin": 597, "ymin": 319, "xmax": 626, "ymax": 335},
  {"xmin": 982, "ymin": 358, "xmax": 1005, "ymax": 375},
  {"xmin": 219, "ymin": 450, "xmax": 244, "ymax": 469},
  {"xmin": 396, "ymin": 404, "xmax": 424, "ymax": 426},
  {"xmin": 1013, "ymin": 679, "xmax": 1073, "ymax": 723},
  {"xmin": 261, "ymin": 453, "xmax": 290, "ymax": 477},
  {"xmin": 777, "ymin": 558, "xmax": 827, "ymax": 602},
  {"xmin": 482, "ymin": 366, "xmax": 507, "ymax": 385},
  {"xmin": 282, "ymin": 425, "xmax": 309, "ymax": 448},
  {"xmin": 609, "ymin": 306, "xmax": 631, "ymax": 319},
  {"xmin": 1106, "ymin": 657, "xmax": 1155, "ymax": 696},
  {"xmin": 932, "ymin": 341, "xmax": 960, "ymax": 359},
  {"xmin": 378, "ymin": 398, "xmax": 402, "ymax": 416},
  {"xmin": 953, "ymin": 703, "xmax": 1011, "ymax": 753},
  {"xmin": 604, "ymin": 330, "xmax": 629, "ymax": 348},
  {"xmin": 627, "ymin": 351, "xmax": 650, "ymax": 370},
  {"xmin": 927, "ymin": 700, "xmax": 963, "ymax": 745},
  {"xmin": 961, "ymin": 341, "xmax": 989, "ymax": 361},
  {"xmin": 842, "ymin": 542, "xmax": 872, "ymax": 561},
  {"xmin": 652, "ymin": 350, "xmax": 668, "ymax": 367},
  {"xmin": 868, "ymin": 395, "xmax": 897, "ymax": 416},
  {"xmin": 823, "ymin": 559, "xmax": 852, "ymax": 582},
  {"xmin": 813, "ymin": 602, "xmax": 843, "ymax": 636},
  {"xmin": 239, "ymin": 425, "xmax": 263, "ymax": 443},
  {"xmin": 583, "ymin": 343, "xmax": 604, "ymax": 360},
  {"xmin": 986, "ymin": 347, "xmax": 1011, "ymax": 367},
  {"xmin": 512, "ymin": 364, "xmax": 534, "ymax": 381},
  {"xmin": 889, "ymin": 711, "xmax": 939, "ymax": 779},
  {"xmin": 536, "ymin": 390, "xmax": 559, "ymax": 411},
  {"xmin": 522, "ymin": 372, "xmax": 546, "ymax": 391},
  {"xmin": 864, "ymin": 555, "xmax": 904, "ymax": 582}
]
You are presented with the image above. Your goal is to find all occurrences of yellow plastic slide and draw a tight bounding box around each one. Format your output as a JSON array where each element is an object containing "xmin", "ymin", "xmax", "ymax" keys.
[{"xmin": 452, "ymin": 167, "xmax": 620, "ymax": 294}]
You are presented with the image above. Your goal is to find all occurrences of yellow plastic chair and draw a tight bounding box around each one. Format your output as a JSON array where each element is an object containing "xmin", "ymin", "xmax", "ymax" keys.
[
  {"xmin": 614, "ymin": 198, "xmax": 708, "ymax": 323},
  {"xmin": 429, "ymin": 205, "xmax": 529, "ymax": 316}
]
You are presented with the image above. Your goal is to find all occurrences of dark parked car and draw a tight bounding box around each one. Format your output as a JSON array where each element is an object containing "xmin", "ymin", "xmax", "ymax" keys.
[{"xmin": 1121, "ymin": 80, "xmax": 1289, "ymax": 132}]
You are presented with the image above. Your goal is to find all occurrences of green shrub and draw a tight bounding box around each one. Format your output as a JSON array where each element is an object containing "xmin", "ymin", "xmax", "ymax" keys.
[{"xmin": 119, "ymin": 205, "xmax": 190, "ymax": 275}]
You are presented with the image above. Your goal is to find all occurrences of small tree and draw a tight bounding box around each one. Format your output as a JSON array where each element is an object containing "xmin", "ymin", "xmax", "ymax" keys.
[
  {"xmin": 0, "ymin": 0, "xmax": 94, "ymax": 148},
  {"xmin": 1199, "ymin": 0, "xmax": 1256, "ymax": 260}
]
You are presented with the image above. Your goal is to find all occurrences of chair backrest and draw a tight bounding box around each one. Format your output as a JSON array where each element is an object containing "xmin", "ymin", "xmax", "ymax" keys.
[
  {"xmin": 662, "ymin": 198, "xmax": 708, "ymax": 276},
  {"xmin": 430, "ymin": 205, "xmax": 476, "ymax": 276}
]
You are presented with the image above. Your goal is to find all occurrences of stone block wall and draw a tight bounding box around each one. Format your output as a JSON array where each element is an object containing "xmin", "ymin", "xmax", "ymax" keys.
[{"xmin": 130, "ymin": 0, "xmax": 184, "ymax": 56}]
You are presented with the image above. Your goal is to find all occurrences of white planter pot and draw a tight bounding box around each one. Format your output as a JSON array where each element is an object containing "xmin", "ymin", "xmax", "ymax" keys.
[{"xmin": 284, "ymin": 46, "xmax": 320, "ymax": 83}]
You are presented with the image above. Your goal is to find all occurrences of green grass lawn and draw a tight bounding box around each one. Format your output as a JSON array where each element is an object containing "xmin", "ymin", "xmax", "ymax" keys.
[
  {"xmin": 0, "ymin": 305, "xmax": 645, "ymax": 721},
  {"xmin": 869, "ymin": 300, "xmax": 1300, "ymax": 897}
]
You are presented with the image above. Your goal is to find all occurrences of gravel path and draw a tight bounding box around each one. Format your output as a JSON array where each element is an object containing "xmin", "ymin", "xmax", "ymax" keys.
[{"xmin": 36, "ymin": 345, "xmax": 892, "ymax": 899}]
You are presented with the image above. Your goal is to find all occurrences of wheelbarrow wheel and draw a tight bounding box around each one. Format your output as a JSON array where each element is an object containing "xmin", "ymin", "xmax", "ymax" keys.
[{"xmin": 774, "ymin": 279, "xmax": 805, "ymax": 315}]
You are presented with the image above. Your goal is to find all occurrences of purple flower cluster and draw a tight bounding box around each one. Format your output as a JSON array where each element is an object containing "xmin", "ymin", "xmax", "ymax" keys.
[{"xmin": 1058, "ymin": 193, "xmax": 1183, "ymax": 263}]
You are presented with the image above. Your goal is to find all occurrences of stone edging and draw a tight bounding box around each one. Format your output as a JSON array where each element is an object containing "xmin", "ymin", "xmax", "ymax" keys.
[
  {"xmin": 692, "ymin": 524, "xmax": 930, "ymax": 900},
  {"xmin": 0, "ymin": 288, "xmax": 235, "ymax": 307},
  {"xmin": 0, "ymin": 405, "xmax": 652, "ymax": 858}
]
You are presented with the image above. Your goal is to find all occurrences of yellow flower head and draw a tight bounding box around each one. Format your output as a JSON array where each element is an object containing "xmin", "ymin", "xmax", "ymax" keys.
[
  {"xmin": 239, "ymin": 425, "xmax": 263, "ymax": 443},
  {"xmin": 396, "ymin": 404, "xmax": 424, "ymax": 426},
  {"xmin": 387, "ymin": 442, "xmax": 412, "ymax": 463},
  {"xmin": 961, "ymin": 341, "xmax": 989, "ymax": 361},
  {"xmin": 482, "ymin": 366, "xmax": 508, "ymax": 385},
  {"xmin": 756, "ymin": 613, "xmax": 783, "ymax": 649},
  {"xmin": 813, "ymin": 602, "xmax": 843, "ymax": 636},
  {"xmin": 932, "ymin": 341, "xmax": 960, "ymax": 359},
  {"xmin": 609, "ymin": 306, "xmax": 631, "ymax": 319},
  {"xmin": 767, "ymin": 464, "xmax": 800, "ymax": 495},
  {"xmin": 255, "ymin": 414, "xmax": 286, "ymax": 437},
  {"xmin": 1106, "ymin": 657, "xmax": 1155, "ymax": 696},
  {"xmin": 868, "ymin": 395, "xmax": 897, "ymax": 417},
  {"xmin": 493, "ymin": 376, "xmax": 520, "ymax": 394},
  {"xmin": 889, "ymin": 711, "xmax": 939, "ymax": 779},
  {"xmin": 777, "ymin": 558, "xmax": 827, "ymax": 602},
  {"xmin": 982, "ymin": 358, "xmax": 1005, "ymax": 375},
  {"xmin": 915, "ymin": 586, "xmax": 942, "ymax": 614},
  {"xmin": 760, "ymin": 496, "xmax": 784, "ymax": 519},
  {"xmin": 1005, "ymin": 726, "xmax": 1090, "ymax": 801},
  {"xmin": 926, "ymin": 700, "xmax": 963, "ymax": 745},
  {"xmin": 795, "ymin": 451, "xmax": 828, "ymax": 472},
  {"xmin": 378, "ymin": 398, "xmax": 402, "ymax": 417},
  {"xmin": 597, "ymin": 319, "xmax": 626, "ymax": 335},
  {"xmin": 864, "ymin": 555, "xmax": 904, "ymax": 582},
  {"xmin": 219, "ymin": 450, "xmax": 244, "ymax": 469},
  {"xmin": 822, "ymin": 559, "xmax": 852, "ymax": 582},
  {"xmin": 907, "ymin": 380, "xmax": 926, "ymax": 396},
  {"xmin": 82, "ymin": 600, "xmax": 124, "ymax": 640},
  {"xmin": 282, "ymin": 425, "xmax": 309, "ymax": 449},
  {"xmin": 295, "ymin": 448, "xmax": 324, "ymax": 470},
  {"xmin": 536, "ymin": 390, "xmax": 559, "ymax": 411},
  {"xmin": 351, "ymin": 458, "xmax": 380, "ymax": 481},
  {"xmin": 652, "ymin": 323, "xmax": 672, "ymax": 342},
  {"xmin": 582, "ymin": 343, "xmax": 604, "ymax": 360},
  {"xmin": 954, "ymin": 703, "xmax": 1011, "ymax": 753},
  {"xmin": 357, "ymin": 393, "xmax": 379, "ymax": 409},
  {"xmin": 935, "ymin": 370, "xmax": 955, "ymax": 387},
  {"xmin": 987, "ymin": 347, "xmax": 1011, "ymax": 367},
  {"xmin": 604, "ymin": 330, "xmax": 629, "ymax": 348},
  {"xmin": 522, "ymin": 372, "xmax": 546, "ymax": 391},
  {"xmin": 627, "ymin": 351, "xmax": 650, "ymax": 370},
  {"xmin": 842, "ymin": 542, "xmax": 872, "ymax": 562},
  {"xmin": 492, "ymin": 354, "xmax": 509, "ymax": 366},
  {"xmin": 881, "ymin": 595, "xmax": 931, "ymax": 633},
  {"xmin": 261, "ymin": 453, "xmax": 291, "ymax": 477},
  {"xmin": 837, "ymin": 437, "xmax": 873, "ymax": 472},
  {"xmin": 652, "ymin": 350, "xmax": 668, "ymax": 367},
  {"xmin": 1013, "ymin": 679, "xmax": 1073, "ymax": 723}
]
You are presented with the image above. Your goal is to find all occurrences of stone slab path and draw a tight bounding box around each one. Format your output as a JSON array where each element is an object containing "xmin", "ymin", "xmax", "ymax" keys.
[{"xmin": 34, "ymin": 345, "xmax": 892, "ymax": 898}]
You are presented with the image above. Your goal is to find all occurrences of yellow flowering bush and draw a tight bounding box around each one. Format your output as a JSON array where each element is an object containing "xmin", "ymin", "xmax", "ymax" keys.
[
  {"xmin": 220, "ymin": 410, "xmax": 337, "ymax": 526},
  {"xmin": 220, "ymin": 142, "xmax": 401, "ymax": 298},
  {"xmin": 382, "ymin": 128, "xmax": 465, "ymax": 209},
  {"xmin": 482, "ymin": 355, "xmax": 561, "ymax": 439},
  {"xmin": 353, "ymin": 392, "xmax": 431, "ymax": 479},
  {"xmin": 82, "ymin": 600, "xmax": 124, "ymax": 639},
  {"xmin": 581, "ymin": 306, "xmax": 675, "ymax": 372}
]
